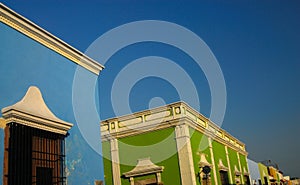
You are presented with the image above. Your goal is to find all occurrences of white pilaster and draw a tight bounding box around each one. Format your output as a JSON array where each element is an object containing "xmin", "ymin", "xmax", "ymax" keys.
[
  {"xmin": 225, "ymin": 146, "xmax": 233, "ymax": 184},
  {"xmin": 175, "ymin": 124, "xmax": 197, "ymax": 185},
  {"xmin": 110, "ymin": 138, "xmax": 121, "ymax": 185},
  {"xmin": 129, "ymin": 177, "xmax": 134, "ymax": 185},
  {"xmin": 246, "ymin": 158, "xmax": 253, "ymax": 185},
  {"xmin": 156, "ymin": 172, "xmax": 162, "ymax": 182},
  {"xmin": 237, "ymin": 152, "xmax": 244, "ymax": 184},
  {"xmin": 208, "ymin": 138, "xmax": 218, "ymax": 185}
]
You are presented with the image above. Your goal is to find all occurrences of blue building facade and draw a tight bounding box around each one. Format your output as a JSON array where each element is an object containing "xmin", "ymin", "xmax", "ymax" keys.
[{"xmin": 0, "ymin": 3, "xmax": 104, "ymax": 184}]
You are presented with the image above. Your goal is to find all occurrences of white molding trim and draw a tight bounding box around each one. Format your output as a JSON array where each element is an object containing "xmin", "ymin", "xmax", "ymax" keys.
[
  {"xmin": 175, "ymin": 124, "xmax": 197, "ymax": 185},
  {"xmin": 209, "ymin": 137, "xmax": 218, "ymax": 185},
  {"xmin": 218, "ymin": 159, "xmax": 229, "ymax": 171},
  {"xmin": 237, "ymin": 152, "xmax": 244, "ymax": 184},
  {"xmin": 245, "ymin": 159, "xmax": 252, "ymax": 185},
  {"xmin": 0, "ymin": 3, "xmax": 104, "ymax": 75},
  {"xmin": 234, "ymin": 165, "xmax": 242, "ymax": 176},
  {"xmin": 225, "ymin": 146, "xmax": 233, "ymax": 184},
  {"xmin": 101, "ymin": 101, "xmax": 248, "ymax": 155},
  {"xmin": 243, "ymin": 166, "xmax": 250, "ymax": 176},
  {"xmin": 1, "ymin": 86, "xmax": 72, "ymax": 135},
  {"xmin": 234, "ymin": 165, "xmax": 242, "ymax": 185},
  {"xmin": 110, "ymin": 138, "xmax": 121, "ymax": 185}
]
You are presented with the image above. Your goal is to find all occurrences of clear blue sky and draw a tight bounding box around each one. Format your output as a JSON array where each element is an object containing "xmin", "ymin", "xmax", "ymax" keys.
[{"xmin": 2, "ymin": 0, "xmax": 300, "ymax": 177}]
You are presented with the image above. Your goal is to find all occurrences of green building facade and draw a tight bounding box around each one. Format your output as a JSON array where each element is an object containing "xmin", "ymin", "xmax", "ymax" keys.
[
  {"xmin": 258, "ymin": 163, "xmax": 270, "ymax": 185},
  {"xmin": 101, "ymin": 102, "xmax": 250, "ymax": 185}
]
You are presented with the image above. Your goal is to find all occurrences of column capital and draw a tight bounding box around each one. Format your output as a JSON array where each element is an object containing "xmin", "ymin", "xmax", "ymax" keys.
[{"xmin": 175, "ymin": 124, "xmax": 190, "ymax": 139}]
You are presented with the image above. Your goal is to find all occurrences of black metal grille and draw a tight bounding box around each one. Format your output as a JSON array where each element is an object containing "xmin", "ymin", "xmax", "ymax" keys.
[{"xmin": 5, "ymin": 122, "xmax": 67, "ymax": 185}]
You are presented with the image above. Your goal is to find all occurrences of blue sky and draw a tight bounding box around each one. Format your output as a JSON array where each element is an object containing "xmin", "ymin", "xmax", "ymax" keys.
[{"xmin": 2, "ymin": 0, "xmax": 300, "ymax": 177}]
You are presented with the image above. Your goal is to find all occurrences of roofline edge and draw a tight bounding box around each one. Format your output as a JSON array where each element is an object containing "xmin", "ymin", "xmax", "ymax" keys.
[{"xmin": 0, "ymin": 3, "xmax": 104, "ymax": 75}]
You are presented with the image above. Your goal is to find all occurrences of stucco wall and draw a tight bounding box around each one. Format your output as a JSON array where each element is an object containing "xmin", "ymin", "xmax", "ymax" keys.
[
  {"xmin": 190, "ymin": 128, "xmax": 216, "ymax": 185},
  {"xmin": 0, "ymin": 22, "xmax": 104, "ymax": 184},
  {"xmin": 103, "ymin": 127, "xmax": 181, "ymax": 185}
]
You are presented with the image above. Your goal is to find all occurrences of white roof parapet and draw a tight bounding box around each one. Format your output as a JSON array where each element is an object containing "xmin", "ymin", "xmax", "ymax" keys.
[
  {"xmin": 101, "ymin": 101, "xmax": 247, "ymax": 154},
  {"xmin": 123, "ymin": 158, "xmax": 164, "ymax": 178},
  {"xmin": 0, "ymin": 3, "xmax": 104, "ymax": 75},
  {"xmin": 1, "ymin": 86, "xmax": 73, "ymax": 135}
]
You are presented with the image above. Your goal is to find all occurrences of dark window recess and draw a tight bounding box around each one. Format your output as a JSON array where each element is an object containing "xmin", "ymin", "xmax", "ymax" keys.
[
  {"xmin": 6, "ymin": 123, "xmax": 67, "ymax": 185},
  {"xmin": 244, "ymin": 175, "xmax": 251, "ymax": 185},
  {"xmin": 36, "ymin": 167, "xmax": 53, "ymax": 185},
  {"xmin": 264, "ymin": 177, "xmax": 269, "ymax": 185},
  {"xmin": 219, "ymin": 171, "xmax": 229, "ymax": 185}
]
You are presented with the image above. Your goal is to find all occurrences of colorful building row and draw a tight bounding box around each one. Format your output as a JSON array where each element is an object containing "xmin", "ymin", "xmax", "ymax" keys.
[{"xmin": 248, "ymin": 159, "xmax": 297, "ymax": 185}]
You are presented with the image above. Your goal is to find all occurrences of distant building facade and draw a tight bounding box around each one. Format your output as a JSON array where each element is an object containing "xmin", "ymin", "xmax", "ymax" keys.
[
  {"xmin": 290, "ymin": 178, "xmax": 300, "ymax": 185},
  {"xmin": 248, "ymin": 159, "xmax": 293, "ymax": 185},
  {"xmin": 101, "ymin": 102, "xmax": 250, "ymax": 185}
]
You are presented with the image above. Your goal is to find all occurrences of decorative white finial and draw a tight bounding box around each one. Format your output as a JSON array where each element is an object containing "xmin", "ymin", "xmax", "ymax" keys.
[{"xmin": 1, "ymin": 86, "xmax": 73, "ymax": 135}]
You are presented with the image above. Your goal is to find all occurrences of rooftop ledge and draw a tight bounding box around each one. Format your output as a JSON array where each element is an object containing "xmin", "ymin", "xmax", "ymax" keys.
[
  {"xmin": 101, "ymin": 101, "xmax": 247, "ymax": 154},
  {"xmin": 0, "ymin": 3, "xmax": 104, "ymax": 75}
]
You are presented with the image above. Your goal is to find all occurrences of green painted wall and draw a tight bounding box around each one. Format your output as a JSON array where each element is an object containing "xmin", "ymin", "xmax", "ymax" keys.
[
  {"xmin": 118, "ymin": 127, "xmax": 181, "ymax": 185},
  {"xmin": 190, "ymin": 128, "xmax": 215, "ymax": 185},
  {"xmin": 239, "ymin": 154, "xmax": 248, "ymax": 174},
  {"xmin": 102, "ymin": 126, "xmax": 250, "ymax": 185},
  {"xmin": 227, "ymin": 147, "xmax": 240, "ymax": 184},
  {"xmin": 212, "ymin": 140, "xmax": 228, "ymax": 185},
  {"xmin": 102, "ymin": 141, "xmax": 113, "ymax": 185},
  {"xmin": 239, "ymin": 153, "xmax": 250, "ymax": 184},
  {"xmin": 258, "ymin": 163, "xmax": 270, "ymax": 185}
]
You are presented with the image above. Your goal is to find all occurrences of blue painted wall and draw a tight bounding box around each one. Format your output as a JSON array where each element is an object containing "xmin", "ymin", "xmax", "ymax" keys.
[
  {"xmin": 0, "ymin": 129, "xmax": 3, "ymax": 183},
  {"xmin": 0, "ymin": 22, "xmax": 104, "ymax": 184}
]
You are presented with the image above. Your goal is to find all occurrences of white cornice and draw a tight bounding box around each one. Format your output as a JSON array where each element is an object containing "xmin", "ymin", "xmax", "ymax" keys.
[
  {"xmin": 0, "ymin": 3, "xmax": 104, "ymax": 75},
  {"xmin": 101, "ymin": 101, "xmax": 248, "ymax": 155}
]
